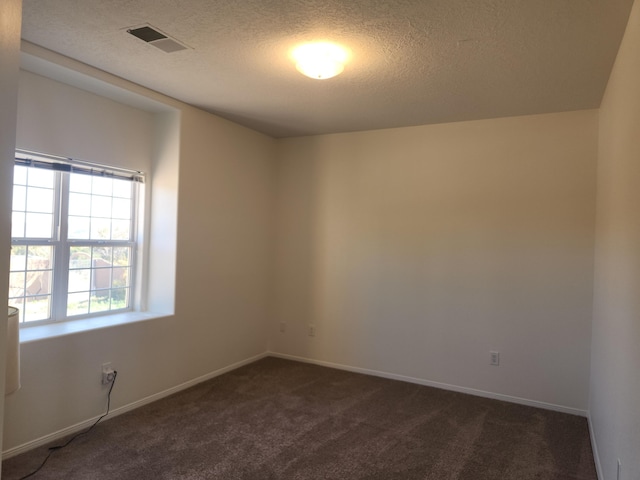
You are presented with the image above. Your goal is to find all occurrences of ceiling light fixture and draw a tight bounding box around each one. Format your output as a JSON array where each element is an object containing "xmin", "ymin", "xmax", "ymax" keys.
[{"xmin": 291, "ymin": 42, "xmax": 349, "ymax": 80}]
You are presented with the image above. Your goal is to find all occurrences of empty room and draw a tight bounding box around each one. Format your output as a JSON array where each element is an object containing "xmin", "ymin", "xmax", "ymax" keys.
[{"xmin": 0, "ymin": 0, "xmax": 639, "ymax": 479}]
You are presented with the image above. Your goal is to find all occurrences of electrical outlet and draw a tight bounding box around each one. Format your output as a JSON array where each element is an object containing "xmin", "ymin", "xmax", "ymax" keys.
[
  {"xmin": 102, "ymin": 363, "xmax": 115, "ymax": 385},
  {"xmin": 490, "ymin": 351, "xmax": 500, "ymax": 366},
  {"xmin": 279, "ymin": 322, "xmax": 286, "ymax": 333},
  {"xmin": 308, "ymin": 324, "xmax": 316, "ymax": 337}
]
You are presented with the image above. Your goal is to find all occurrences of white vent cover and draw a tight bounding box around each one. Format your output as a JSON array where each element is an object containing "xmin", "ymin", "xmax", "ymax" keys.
[{"xmin": 126, "ymin": 24, "xmax": 189, "ymax": 53}]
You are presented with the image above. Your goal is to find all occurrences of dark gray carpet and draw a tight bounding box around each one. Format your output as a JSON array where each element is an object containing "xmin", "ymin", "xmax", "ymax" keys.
[{"xmin": 2, "ymin": 357, "xmax": 597, "ymax": 479}]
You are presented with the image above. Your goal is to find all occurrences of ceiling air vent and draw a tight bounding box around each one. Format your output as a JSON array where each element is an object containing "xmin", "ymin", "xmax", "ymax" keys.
[{"xmin": 126, "ymin": 24, "xmax": 189, "ymax": 53}]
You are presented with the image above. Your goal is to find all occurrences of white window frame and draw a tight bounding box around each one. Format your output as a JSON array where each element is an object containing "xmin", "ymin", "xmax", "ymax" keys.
[{"xmin": 9, "ymin": 151, "xmax": 144, "ymax": 327}]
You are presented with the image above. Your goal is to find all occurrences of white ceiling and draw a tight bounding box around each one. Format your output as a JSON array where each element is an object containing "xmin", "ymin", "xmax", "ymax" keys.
[{"xmin": 21, "ymin": 0, "xmax": 634, "ymax": 138}]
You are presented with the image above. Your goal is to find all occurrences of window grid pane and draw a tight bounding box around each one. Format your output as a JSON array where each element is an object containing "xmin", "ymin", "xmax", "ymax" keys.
[
  {"xmin": 11, "ymin": 167, "xmax": 55, "ymax": 239},
  {"xmin": 9, "ymin": 245, "xmax": 54, "ymax": 323},
  {"xmin": 67, "ymin": 245, "xmax": 132, "ymax": 317},
  {"xmin": 68, "ymin": 173, "xmax": 133, "ymax": 241}
]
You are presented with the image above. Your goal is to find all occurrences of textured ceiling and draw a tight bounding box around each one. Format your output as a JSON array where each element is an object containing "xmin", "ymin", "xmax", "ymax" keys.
[{"xmin": 20, "ymin": 0, "xmax": 634, "ymax": 138}]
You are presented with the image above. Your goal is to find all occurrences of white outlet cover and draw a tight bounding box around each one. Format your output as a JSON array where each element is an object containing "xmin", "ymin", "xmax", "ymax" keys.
[{"xmin": 490, "ymin": 351, "xmax": 500, "ymax": 366}]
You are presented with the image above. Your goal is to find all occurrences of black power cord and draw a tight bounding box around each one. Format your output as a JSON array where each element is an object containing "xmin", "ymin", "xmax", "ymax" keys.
[{"xmin": 19, "ymin": 370, "xmax": 118, "ymax": 479}]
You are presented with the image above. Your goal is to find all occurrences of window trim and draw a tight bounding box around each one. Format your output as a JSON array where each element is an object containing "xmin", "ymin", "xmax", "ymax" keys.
[
  {"xmin": 19, "ymin": 311, "xmax": 171, "ymax": 344},
  {"xmin": 10, "ymin": 150, "xmax": 145, "ymax": 327}
]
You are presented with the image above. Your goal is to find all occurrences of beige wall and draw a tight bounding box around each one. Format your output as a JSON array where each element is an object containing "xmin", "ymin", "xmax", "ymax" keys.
[
  {"xmin": 0, "ymin": 0, "xmax": 23, "ymax": 471},
  {"xmin": 272, "ymin": 110, "xmax": 597, "ymax": 411},
  {"xmin": 16, "ymin": 71, "xmax": 154, "ymax": 171},
  {"xmin": 173, "ymin": 104, "xmax": 275, "ymax": 375},
  {"xmin": 3, "ymin": 67, "xmax": 275, "ymax": 452},
  {"xmin": 591, "ymin": 0, "xmax": 640, "ymax": 478}
]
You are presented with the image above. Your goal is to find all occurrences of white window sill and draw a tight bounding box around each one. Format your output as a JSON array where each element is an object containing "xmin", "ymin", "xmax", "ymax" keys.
[{"xmin": 19, "ymin": 311, "xmax": 171, "ymax": 343}]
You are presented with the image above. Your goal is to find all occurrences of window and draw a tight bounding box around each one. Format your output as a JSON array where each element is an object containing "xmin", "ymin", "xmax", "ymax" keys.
[{"xmin": 8, "ymin": 151, "xmax": 144, "ymax": 325}]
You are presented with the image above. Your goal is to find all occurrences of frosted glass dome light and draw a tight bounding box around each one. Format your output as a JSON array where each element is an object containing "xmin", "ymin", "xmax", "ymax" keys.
[{"xmin": 292, "ymin": 42, "xmax": 349, "ymax": 80}]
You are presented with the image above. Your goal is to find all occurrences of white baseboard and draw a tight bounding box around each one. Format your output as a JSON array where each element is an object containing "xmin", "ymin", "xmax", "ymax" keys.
[
  {"xmin": 3, "ymin": 350, "xmax": 589, "ymax": 460},
  {"xmin": 2, "ymin": 352, "xmax": 269, "ymax": 460},
  {"xmin": 588, "ymin": 413, "xmax": 604, "ymax": 480},
  {"xmin": 268, "ymin": 352, "xmax": 588, "ymax": 417}
]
